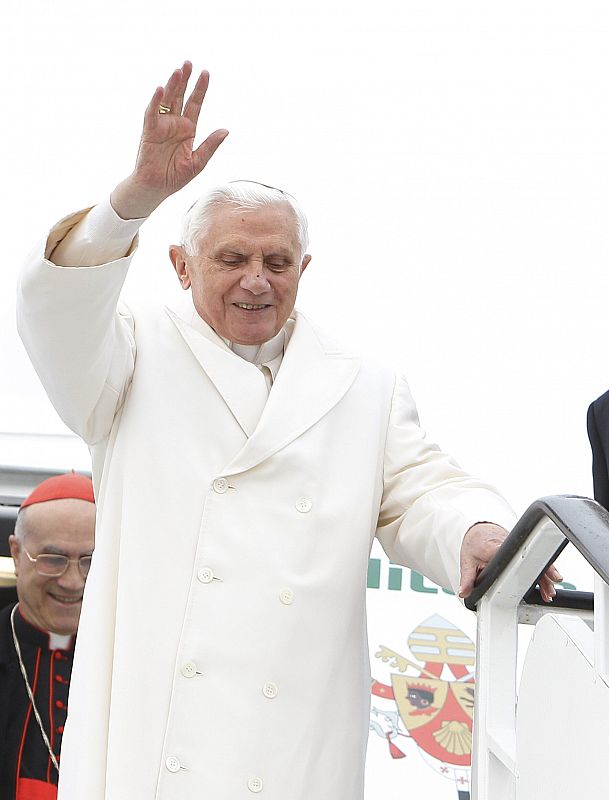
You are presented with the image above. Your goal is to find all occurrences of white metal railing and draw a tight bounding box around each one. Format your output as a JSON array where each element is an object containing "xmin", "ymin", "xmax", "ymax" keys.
[{"xmin": 465, "ymin": 495, "xmax": 609, "ymax": 799}]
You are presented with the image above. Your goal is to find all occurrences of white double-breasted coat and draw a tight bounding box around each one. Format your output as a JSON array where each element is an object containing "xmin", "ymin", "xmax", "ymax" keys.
[{"xmin": 17, "ymin": 209, "xmax": 514, "ymax": 800}]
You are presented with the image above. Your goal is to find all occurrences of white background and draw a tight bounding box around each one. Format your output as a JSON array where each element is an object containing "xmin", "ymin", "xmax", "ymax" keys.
[
  {"xmin": 2, "ymin": 1, "xmax": 608, "ymax": 793},
  {"xmin": 4, "ymin": 0, "xmax": 608, "ymax": 513}
]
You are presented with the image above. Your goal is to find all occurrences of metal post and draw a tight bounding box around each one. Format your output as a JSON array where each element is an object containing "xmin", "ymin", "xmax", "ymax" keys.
[
  {"xmin": 472, "ymin": 596, "xmax": 518, "ymax": 800},
  {"xmin": 594, "ymin": 572, "xmax": 609, "ymax": 679}
]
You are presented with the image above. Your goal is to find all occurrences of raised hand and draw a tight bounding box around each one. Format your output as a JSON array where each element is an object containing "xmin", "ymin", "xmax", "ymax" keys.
[{"xmin": 111, "ymin": 62, "xmax": 228, "ymax": 220}]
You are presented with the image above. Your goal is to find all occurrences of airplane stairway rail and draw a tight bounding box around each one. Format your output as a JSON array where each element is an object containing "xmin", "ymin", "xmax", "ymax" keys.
[{"xmin": 464, "ymin": 495, "xmax": 609, "ymax": 799}]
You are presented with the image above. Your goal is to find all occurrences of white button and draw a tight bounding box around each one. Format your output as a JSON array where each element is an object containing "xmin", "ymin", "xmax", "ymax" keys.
[
  {"xmin": 198, "ymin": 567, "xmax": 215, "ymax": 584},
  {"xmin": 295, "ymin": 497, "xmax": 312, "ymax": 513},
  {"xmin": 181, "ymin": 661, "xmax": 197, "ymax": 678},
  {"xmin": 166, "ymin": 756, "xmax": 181, "ymax": 773},
  {"xmin": 262, "ymin": 681, "xmax": 278, "ymax": 699},
  {"xmin": 248, "ymin": 776, "xmax": 263, "ymax": 793},
  {"xmin": 279, "ymin": 588, "xmax": 294, "ymax": 605},
  {"xmin": 213, "ymin": 477, "xmax": 229, "ymax": 494}
]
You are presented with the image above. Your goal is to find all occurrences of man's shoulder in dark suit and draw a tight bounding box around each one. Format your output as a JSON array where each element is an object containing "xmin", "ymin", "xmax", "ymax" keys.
[
  {"xmin": 589, "ymin": 389, "xmax": 609, "ymax": 419},
  {"xmin": 588, "ymin": 389, "xmax": 609, "ymax": 510}
]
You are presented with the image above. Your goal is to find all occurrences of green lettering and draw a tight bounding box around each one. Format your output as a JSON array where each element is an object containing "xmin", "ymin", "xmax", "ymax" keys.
[
  {"xmin": 367, "ymin": 558, "xmax": 381, "ymax": 589},
  {"xmin": 410, "ymin": 570, "xmax": 438, "ymax": 594},
  {"xmin": 388, "ymin": 566, "xmax": 403, "ymax": 591}
]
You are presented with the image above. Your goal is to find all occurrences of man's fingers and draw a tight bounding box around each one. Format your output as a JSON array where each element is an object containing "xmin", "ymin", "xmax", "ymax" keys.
[
  {"xmin": 539, "ymin": 574, "xmax": 557, "ymax": 603},
  {"xmin": 537, "ymin": 564, "xmax": 562, "ymax": 603},
  {"xmin": 459, "ymin": 564, "xmax": 562, "ymax": 603},
  {"xmin": 192, "ymin": 129, "xmax": 229, "ymax": 176},
  {"xmin": 173, "ymin": 60, "xmax": 193, "ymax": 115},
  {"xmin": 546, "ymin": 564, "xmax": 563, "ymax": 583},
  {"xmin": 161, "ymin": 67, "xmax": 185, "ymax": 115},
  {"xmin": 146, "ymin": 66, "xmax": 213, "ymax": 128},
  {"xmin": 458, "ymin": 560, "xmax": 479, "ymax": 598},
  {"xmin": 143, "ymin": 86, "xmax": 165, "ymax": 128},
  {"xmin": 183, "ymin": 70, "xmax": 211, "ymax": 126},
  {"xmin": 458, "ymin": 581, "xmax": 472, "ymax": 599},
  {"xmin": 144, "ymin": 65, "xmax": 189, "ymax": 125}
]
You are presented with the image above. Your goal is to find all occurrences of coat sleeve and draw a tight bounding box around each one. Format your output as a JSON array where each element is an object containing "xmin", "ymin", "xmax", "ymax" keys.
[
  {"xmin": 376, "ymin": 374, "xmax": 516, "ymax": 593},
  {"xmin": 587, "ymin": 398, "xmax": 609, "ymax": 510},
  {"xmin": 16, "ymin": 209, "xmax": 137, "ymax": 445}
]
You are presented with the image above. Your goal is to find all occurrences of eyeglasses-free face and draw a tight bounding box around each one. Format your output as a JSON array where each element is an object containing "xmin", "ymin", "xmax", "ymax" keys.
[{"xmin": 171, "ymin": 203, "xmax": 311, "ymax": 347}]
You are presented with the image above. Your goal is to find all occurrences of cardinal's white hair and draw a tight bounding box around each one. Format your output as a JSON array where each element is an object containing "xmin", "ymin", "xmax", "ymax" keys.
[{"xmin": 13, "ymin": 508, "xmax": 29, "ymax": 542}]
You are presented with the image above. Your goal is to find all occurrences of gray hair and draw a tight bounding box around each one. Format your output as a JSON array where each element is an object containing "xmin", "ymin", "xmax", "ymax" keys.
[
  {"xmin": 13, "ymin": 508, "xmax": 29, "ymax": 542},
  {"xmin": 180, "ymin": 180, "xmax": 309, "ymax": 259}
]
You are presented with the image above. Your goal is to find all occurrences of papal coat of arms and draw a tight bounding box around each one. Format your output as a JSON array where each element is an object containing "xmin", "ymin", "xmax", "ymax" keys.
[{"xmin": 370, "ymin": 614, "xmax": 475, "ymax": 799}]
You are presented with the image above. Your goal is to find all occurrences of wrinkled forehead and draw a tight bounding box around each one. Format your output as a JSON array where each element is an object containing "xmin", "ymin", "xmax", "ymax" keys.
[{"xmin": 196, "ymin": 201, "xmax": 302, "ymax": 253}]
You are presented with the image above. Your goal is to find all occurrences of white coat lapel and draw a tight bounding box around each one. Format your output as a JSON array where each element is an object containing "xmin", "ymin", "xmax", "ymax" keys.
[
  {"xmin": 223, "ymin": 312, "xmax": 361, "ymax": 476},
  {"xmin": 164, "ymin": 306, "xmax": 269, "ymax": 438}
]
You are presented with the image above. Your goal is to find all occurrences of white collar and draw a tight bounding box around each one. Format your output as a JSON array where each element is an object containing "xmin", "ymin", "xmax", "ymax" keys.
[
  {"xmin": 231, "ymin": 329, "xmax": 286, "ymax": 366},
  {"xmin": 176, "ymin": 293, "xmax": 289, "ymax": 367},
  {"xmin": 49, "ymin": 631, "xmax": 73, "ymax": 650}
]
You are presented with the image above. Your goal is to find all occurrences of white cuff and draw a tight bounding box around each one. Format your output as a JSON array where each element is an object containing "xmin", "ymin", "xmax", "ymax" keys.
[{"xmin": 50, "ymin": 196, "xmax": 146, "ymax": 267}]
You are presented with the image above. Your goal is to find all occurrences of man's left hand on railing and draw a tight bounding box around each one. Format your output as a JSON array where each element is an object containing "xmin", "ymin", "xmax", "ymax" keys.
[{"xmin": 458, "ymin": 522, "xmax": 563, "ymax": 603}]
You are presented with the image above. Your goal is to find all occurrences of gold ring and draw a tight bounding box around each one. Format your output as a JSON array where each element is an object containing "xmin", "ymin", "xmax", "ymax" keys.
[{"xmin": 159, "ymin": 104, "xmax": 171, "ymax": 115}]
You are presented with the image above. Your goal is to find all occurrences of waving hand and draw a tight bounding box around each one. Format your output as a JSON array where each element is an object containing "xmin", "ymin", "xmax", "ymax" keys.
[{"xmin": 111, "ymin": 62, "xmax": 228, "ymax": 219}]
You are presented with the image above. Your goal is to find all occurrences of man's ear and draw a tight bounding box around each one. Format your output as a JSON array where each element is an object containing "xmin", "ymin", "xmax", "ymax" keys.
[
  {"xmin": 8, "ymin": 535, "xmax": 20, "ymax": 574},
  {"xmin": 300, "ymin": 254, "xmax": 312, "ymax": 276},
  {"xmin": 169, "ymin": 245, "xmax": 191, "ymax": 290}
]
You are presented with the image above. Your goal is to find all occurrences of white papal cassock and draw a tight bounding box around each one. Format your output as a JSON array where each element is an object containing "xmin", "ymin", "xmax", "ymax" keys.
[{"xmin": 16, "ymin": 203, "xmax": 515, "ymax": 800}]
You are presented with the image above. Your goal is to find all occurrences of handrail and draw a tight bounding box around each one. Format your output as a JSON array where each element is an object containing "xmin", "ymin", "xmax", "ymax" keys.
[
  {"xmin": 468, "ymin": 495, "xmax": 609, "ymax": 799},
  {"xmin": 465, "ymin": 495, "xmax": 609, "ymax": 610},
  {"xmin": 523, "ymin": 586, "xmax": 593, "ymax": 611}
]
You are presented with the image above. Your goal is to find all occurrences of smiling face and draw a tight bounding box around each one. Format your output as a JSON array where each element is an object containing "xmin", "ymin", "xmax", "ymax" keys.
[
  {"xmin": 9, "ymin": 498, "xmax": 95, "ymax": 636},
  {"xmin": 170, "ymin": 202, "xmax": 311, "ymax": 345}
]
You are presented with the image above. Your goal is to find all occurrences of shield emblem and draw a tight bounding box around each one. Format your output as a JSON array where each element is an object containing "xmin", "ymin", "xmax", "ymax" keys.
[{"xmin": 391, "ymin": 675, "xmax": 473, "ymax": 765}]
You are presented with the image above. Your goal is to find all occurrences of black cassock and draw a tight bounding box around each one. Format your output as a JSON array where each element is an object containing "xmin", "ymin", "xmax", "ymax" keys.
[{"xmin": 0, "ymin": 605, "xmax": 74, "ymax": 800}]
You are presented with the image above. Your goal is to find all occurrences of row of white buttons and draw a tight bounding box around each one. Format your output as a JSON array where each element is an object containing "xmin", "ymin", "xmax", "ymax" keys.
[
  {"xmin": 180, "ymin": 661, "xmax": 274, "ymax": 698},
  {"xmin": 166, "ymin": 757, "xmax": 262, "ymax": 794},
  {"xmin": 199, "ymin": 567, "xmax": 289, "ymax": 605},
  {"xmin": 213, "ymin": 477, "xmax": 312, "ymax": 515},
  {"xmin": 182, "ymin": 583, "xmax": 289, "ymax": 676},
  {"xmin": 172, "ymin": 477, "xmax": 293, "ymax": 792},
  {"xmin": 184, "ymin": 585, "xmax": 290, "ymax": 675}
]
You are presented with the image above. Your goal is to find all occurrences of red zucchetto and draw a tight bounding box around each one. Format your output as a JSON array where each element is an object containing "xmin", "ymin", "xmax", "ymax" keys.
[{"xmin": 20, "ymin": 472, "xmax": 95, "ymax": 509}]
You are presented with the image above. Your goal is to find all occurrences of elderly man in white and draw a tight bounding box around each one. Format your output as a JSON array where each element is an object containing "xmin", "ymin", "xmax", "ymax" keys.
[{"xmin": 17, "ymin": 62, "xmax": 559, "ymax": 800}]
